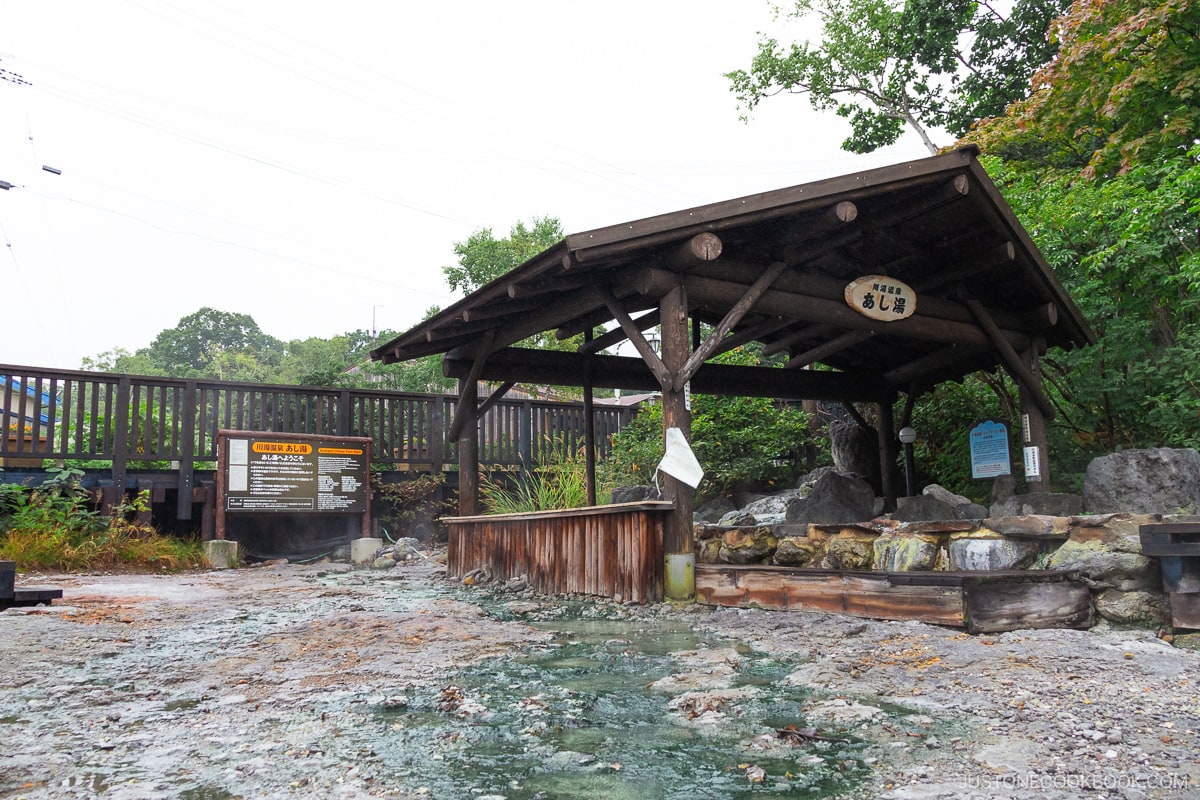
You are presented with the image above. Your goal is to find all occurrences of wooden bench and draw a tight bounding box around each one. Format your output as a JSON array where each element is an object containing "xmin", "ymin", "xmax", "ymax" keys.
[
  {"xmin": 0, "ymin": 560, "xmax": 64, "ymax": 610},
  {"xmin": 1140, "ymin": 522, "xmax": 1200, "ymax": 629}
]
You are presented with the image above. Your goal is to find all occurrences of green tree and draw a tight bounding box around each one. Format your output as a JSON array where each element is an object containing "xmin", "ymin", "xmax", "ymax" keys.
[
  {"xmin": 726, "ymin": 0, "xmax": 1068, "ymax": 153},
  {"xmin": 967, "ymin": 0, "xmax": 1200, "ymax": 178},
  {"xmin": 443, "ymin": 217, "xmax": 564, "ymax": 295},
  {"xmin": 144, "ymin": 308, "xmax": 283, "ymax": 378}
]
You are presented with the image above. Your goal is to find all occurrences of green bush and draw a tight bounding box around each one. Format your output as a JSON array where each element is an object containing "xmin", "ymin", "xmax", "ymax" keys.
[{"xmin": 0, "ymin": 468, "xmax": 205, "ymax": 571}]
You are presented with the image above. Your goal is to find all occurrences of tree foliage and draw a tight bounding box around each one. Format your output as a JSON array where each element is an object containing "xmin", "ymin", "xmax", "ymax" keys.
[
  {"xmin": 442, "ymin": 216, "xmax": 564, "ymax": 295},
  {"xmin": 967, "ymin": 0, "xmax": 1200, "ymax": 178},
  {"xmin": 727, "ymin": 0, "xmax": 1068, "ymax": 153}
]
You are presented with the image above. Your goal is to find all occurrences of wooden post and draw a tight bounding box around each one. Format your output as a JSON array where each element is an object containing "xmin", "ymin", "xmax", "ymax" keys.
[
  {"xmin": 457, "ymin": 378, "xmax": 480, "ymax": 515},
  {"xmin": 659, "ymin": 282, "xmax": 693, "ymax": 555},
  {"xmin": 877, "ymin": 395, "xmax": 898, "ymax": 511},
  {"xmin": 583, "ymin": 342, "xmax": 598, "ymax": 506},
  {"xmin": 1018, "ymin": 341, "xmax": 1052, "ymax": 489}
]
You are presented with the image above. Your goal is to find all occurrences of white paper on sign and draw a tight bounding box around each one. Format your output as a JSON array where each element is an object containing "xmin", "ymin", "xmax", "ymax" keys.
[{"xmin": 656, "ymin": 427, "xmax": 704, "ymax": 488}]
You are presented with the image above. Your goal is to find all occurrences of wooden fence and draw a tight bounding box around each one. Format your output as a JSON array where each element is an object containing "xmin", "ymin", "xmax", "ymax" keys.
[{"xmin": 1, "ymin": 364, "xmax": 632, "ymax": 529}]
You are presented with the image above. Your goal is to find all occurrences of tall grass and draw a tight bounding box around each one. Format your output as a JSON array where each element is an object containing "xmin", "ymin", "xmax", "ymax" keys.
[
  {"xmin": 0, "ymin": 469, "xmax": 207, "ymax": 571},
  {"xmin": 479, "ymin": 438, "xmax": 599, "ymax": 513}
]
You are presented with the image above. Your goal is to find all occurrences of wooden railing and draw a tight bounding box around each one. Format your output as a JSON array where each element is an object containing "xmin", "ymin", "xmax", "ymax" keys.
[{"xmin": 1, "ymin": 364, "xmax": 633, "ymax": 526}]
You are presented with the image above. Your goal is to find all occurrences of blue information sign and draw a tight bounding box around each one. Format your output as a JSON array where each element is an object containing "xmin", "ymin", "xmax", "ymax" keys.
[{"xmin": 969, "ymin": 420, "xmax": 1011, "ymax": 479}]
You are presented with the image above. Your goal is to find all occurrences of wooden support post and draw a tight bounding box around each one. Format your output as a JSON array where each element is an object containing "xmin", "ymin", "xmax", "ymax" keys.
[
  {"xmin": 583, "ymin": 333, "xmax": 598, "ymax": 507},
  {"xmin": 877, "ymin": 396, "xmax": 899, "ymax": 511},
  {"xmin": 1018, "ymin": 341, "xmax": 1052, "ymax": 489},
  {"xmin": 457, "ymin": 378, "xmax": 481, "ymax": 516},
  {"xmin": 660, "ymin": 282, "xmax": 693, "ymax": 557}
]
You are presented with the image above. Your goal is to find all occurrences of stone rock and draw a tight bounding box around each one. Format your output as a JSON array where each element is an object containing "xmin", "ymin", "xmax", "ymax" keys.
[
  {"xmin": 892, "ymin": 494, "xmax": 959, "ymax": 522},
  {"xmin": 786, "ymin": 471, "xmax": 877, "ymax": 525},
  {"xmin": 372, "ymin": 556, "xmax": 397, "ymax": 569},
  {"xmin": 948, "ymin": 537, "xmax": 1041, "ymax": 571},
  {"xmin": 826, "ymin": 537, "xmax": 875, "ymax": 570},
  {"xmin": 991, "ymin": 474, "xmax": 1018, "ymax": 502},
  {"xmin": 1046, "ymin": 539, "xmax": 1160, "ymax": 591},
  {"xmin": 1085, "ymin": 448, "xmax": 1200, "ymax": 514},
  {"xmin": 795, "ymin": 466, "xmax": 838, "ymax": 492},
  {"xmin": 982, "ymin": 515, "xmax": 1069, "ymax": 539},
  {"xmin": 694, "ymin": 496, "xmax": 736, "ymax": 524},
  {"xmin": 830, "ymin": 419, "xmax": 881, "ymax": 493},
  {"xmin": 1069, "ymin": 513, "xmax": 1160, "ymax": 552},
  {"xmin": 875, "ymin": 534, "xmax": 940, "ymax": 571},
  {"xmin": 922, "ymin": 484, "xmax": 988, "ymax": 517},
  {"xmin": 740, "ymin": 492, "xmax": 798, "ymax": 520},
  {"xmin": 1172, "ymin": 633, "xmax": 1200, "ymax": 651},
  {"xmin": 990, "ymin": 493, "xmax": 1083, "ymax": 517},
  {"xmin": 717, "ymin": 509, "xmax": 758, "ymax": 527},
  {"xmin": 693, "ymin": 524, "xmax": 723, "ymax": 542},
  {"xmin": 773, "ymin": 537, "xmax": 821, "ymax": 567},
  {"xmin": 612, "ymin": 485, "xmax": 662, "ymax": 504},
  {"xmin": 696, "ymin": 538, "xmax": 722, "ymax": 564},
  {"xmin": 719, "ymin": 527, "xmax": 778, "ymax": 564},
  {"xmin": 1094, "ymin": 589, "xmax": 1170, "ymax": 626}
]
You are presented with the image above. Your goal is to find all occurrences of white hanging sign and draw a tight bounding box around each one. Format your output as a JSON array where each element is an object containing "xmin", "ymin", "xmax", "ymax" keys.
[
  {"xmin": 844, "ymin": 275, "xmax": 917, "ymax": 322},
  {"xmin": 656, "ymin": 427, "xmax": 704, "ymax": 489}
]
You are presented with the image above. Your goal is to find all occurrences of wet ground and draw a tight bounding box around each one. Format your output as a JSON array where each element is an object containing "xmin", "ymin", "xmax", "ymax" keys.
[{"xmin": 2, "ymin": 553, "xmax": 1199, "ymax": 799}]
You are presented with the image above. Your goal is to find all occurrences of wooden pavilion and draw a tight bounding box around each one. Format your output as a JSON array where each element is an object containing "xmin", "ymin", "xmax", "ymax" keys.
[{"xmin": 372, "ymin": 146, "xmax": 1094, "ymax": 603}]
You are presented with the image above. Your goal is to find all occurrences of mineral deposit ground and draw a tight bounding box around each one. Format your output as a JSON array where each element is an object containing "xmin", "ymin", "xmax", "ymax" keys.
[{"xmin": 2, "ymin": 553, "xmax": 1199, "ymax": 800}]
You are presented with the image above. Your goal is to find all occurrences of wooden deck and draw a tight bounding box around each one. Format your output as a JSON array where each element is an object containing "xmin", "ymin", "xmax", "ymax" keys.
[{"xmin": 696, "ymin": 564, "xmax": 1094, "ymax": 633}]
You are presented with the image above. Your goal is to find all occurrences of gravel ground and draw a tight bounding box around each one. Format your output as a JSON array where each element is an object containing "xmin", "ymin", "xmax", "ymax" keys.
[{"xmin": 2, "ymin": 553, "xmax": 1198, "ymax": 800}]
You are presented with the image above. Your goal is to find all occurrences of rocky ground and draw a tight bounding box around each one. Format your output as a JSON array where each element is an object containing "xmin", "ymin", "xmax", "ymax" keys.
[{"xmin": 2, "ymin": 551, "xmax": 1198, "ymax": 799}]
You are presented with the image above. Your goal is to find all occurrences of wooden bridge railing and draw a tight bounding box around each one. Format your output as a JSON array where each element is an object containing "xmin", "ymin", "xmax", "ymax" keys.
[{"xmin": 1, "ymin": 364, "xmax": 633, "ymax": 526}]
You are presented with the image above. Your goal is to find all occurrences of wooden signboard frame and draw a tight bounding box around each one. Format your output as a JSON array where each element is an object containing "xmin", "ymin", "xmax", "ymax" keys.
[{"xmin": 214, "ymin": 429, "xmax": 372, "ymax": 541}]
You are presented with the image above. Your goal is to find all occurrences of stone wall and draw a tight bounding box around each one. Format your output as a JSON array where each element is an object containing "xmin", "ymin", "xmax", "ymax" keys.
[{"xmin": 695, "ymin": 512, "xmax": 1188, "ymax": 628}]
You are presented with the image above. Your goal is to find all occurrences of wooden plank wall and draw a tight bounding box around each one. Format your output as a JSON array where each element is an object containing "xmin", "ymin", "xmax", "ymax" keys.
[{"xmin": 446, "ymin": 502, "xmax": 670, "ymax": 603}]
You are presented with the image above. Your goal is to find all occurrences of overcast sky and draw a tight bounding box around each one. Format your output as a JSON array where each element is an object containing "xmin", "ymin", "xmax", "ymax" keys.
[{"xmin": 0, "ymin": 1, "xmax": 939, "ymax": 371}]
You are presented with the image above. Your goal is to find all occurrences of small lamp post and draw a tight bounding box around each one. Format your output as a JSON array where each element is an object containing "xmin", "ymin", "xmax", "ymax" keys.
[{"xmin": 898, "ymin": 426, "xmax": 917, "ymax": 497}]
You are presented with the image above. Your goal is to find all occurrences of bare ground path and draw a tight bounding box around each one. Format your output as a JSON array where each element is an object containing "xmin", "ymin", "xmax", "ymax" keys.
[{"xmin": 2, "ymin": 555, "xmax": 1198, "ymax": 799}]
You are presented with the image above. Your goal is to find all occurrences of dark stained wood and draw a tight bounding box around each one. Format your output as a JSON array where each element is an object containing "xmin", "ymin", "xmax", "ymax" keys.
[
  {"xmin": 442, "ymin": 347, "xmax": 888, "ymax": 402},
  {"xmin": 962, "ymin": 575, "xmax": 1093, "ymax": 633},
  {"xmin": 674, "ymin": 261, "xmax": 789, "ymax": 390},
  {"xmin": 695, "ymin": 565, "xmax": 1093, "ymax": 632},
  {"xmin": 660, "ymin": 281, "xmax": 694, "ymax": 556},
  {"xmin": 446, "ymin": 502, "xmax": 670, "ymax": 602},
  {"xmin": 695, "ymin": 565, "xmax": 966, "ymax": 626},
  {"xmin": 597, "ymin": 285, "xmax": 671, "ymax": 387},
  {"xmin": 964, "ymin": 296, "xmax": 1056, "ymax": 420},
  {"xmin": 666, "ymin": 232, "xmax": 723, "ymax": 269},
  {"xmin": 637, "ymin": 268, "xmax": 1033, "ymax": 352}
]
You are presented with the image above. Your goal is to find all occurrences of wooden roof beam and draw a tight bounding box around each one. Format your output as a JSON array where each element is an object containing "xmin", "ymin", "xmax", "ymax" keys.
[
  {"xmin": 674, "ymin": 261, "xmax": 789, "ymax": 391},
  {"xmin": 637, "ymin": 267, "xmax": 1032, "ymax": 352},
  {"xmin": 787, "ymin": 330, "xmax": 877, "ymax": 369},
  {"xmin": 578, "ymin": 309, "xmax": 661, "ymax": 355},
  {"xmin": 443, "ymin": 347, "xmax": 888, "ymax": 402}
]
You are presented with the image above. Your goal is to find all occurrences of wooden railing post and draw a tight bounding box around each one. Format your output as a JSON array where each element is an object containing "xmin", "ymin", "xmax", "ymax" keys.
[
  {"xmin": 109, "ymin": 376, "xmax": 131, "ymax": 515},
  {"xmin": 337, "ymin": 390, "xmax": 352, "ymax": 437},
  {"xmin": 175, "ymin": 381, "xmax": 197, "ymax": 530}
]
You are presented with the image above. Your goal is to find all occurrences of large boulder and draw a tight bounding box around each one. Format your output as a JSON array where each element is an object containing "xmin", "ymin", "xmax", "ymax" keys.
[
  {"xmin": 1084, "ymin": 448, "xmax": 1200, "ymax": 514},
  {"xmin": 873, "ymin": 534, "xmax": 940, "ymax": 571},
  {"xmin": 1094, "ymin": 589, "xmax": 1170, "ymax": 626},
  {"xmin": 948, "ymin": 537, "xmax": 1041, "ymax": 571},
  {"xmin": 893, "ymin": 485, "xmax": 987, "ymax": 521},
  {"xmin": 786, "ymin": 471, "xmax": 877, "ymax": 525},
  {"xmin": 989, "ymin": 493, "xmax": 1083, "ymax": 517},
  {"xmin": 718, "ymin": 527, "xmax": 778, "ymax": 564},
  {"xmin": 612, "ymin": 485, "xmax": 662, "ymax": 504},
  {"xmin": 773, "ymin": 537, "xmax": 821, "ymax": 567},
  {"xmin": 825, "ymin": 536, "xmax": 875, "ymax": 570},
  {"xmin": 829, "ymin": 419, "xmax": 881, "ymax": 494},
  {"xmin": 1047, "ymin": 514, "xmax": 1162, "ymax": 591}
]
